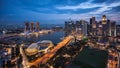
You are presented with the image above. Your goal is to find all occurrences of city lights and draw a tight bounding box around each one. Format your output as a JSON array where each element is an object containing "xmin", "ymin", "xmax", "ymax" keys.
[{"xmin": 0, "ymin": 0, "xmax": 120, "ymax": 68}]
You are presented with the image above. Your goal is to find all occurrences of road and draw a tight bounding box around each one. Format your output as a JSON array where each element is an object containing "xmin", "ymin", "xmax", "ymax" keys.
[
  {"xmin": 0, "ymin": 34, "xmax": 19, "ymax": 39},
  {"xmin": 11, "ymin": 55, "xmax": 20, "ymax": 63},
  {"xmin": 107, "ymin": 51, "xmax": 118, "ymax": 68},
  {"xmin": 20, "ymin": 44, "xmax": 30, "ymax": 68},
  {"xmin": 20, "ymin": 35, "xmax": 74, "ymax": 68},
  {"xmin": 118, "ymin": 52, "xmax": 120, "ymax": 68}
]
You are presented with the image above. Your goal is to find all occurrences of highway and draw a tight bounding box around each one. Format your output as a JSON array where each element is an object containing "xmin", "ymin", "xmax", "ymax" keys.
[
  {"xmin": 107, "ymin": 51, "xmax": 118, "ymax": 68},
  {"xmin": 20, "ymin": 44, "xmax": 30, "ymax": 68},
  {"xmin": 20, "ymin": 35, "xmax": 74, "ymax": 68}
]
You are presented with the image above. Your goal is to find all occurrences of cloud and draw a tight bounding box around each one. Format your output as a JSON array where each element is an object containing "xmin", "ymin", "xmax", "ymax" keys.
[
  {"xmin": 106, "ymin": 12, "xmax": 120, "ymax": 21},
  {"xmin": 55, "ymin": 0, "xmax": 120, "ymax": 15},
  {"xmin": 55, "ymin": 0, "xmax": 102, "ymax": 10},
  {"xmin": 88, "ymin": 2, "xmax": 120, "ymax": 14},
  {"xmin": 1, "ymin": 0, "xmax": 120, "ymax": 24}
]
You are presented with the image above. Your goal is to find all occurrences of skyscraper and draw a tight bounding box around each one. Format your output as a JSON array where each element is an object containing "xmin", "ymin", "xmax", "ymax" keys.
[
  {"xmin": 76, "ymin": 21, "xmax": 82, "ymax": 34},
  {"xmin": 102, "ymin": 15, "xmax": 107, "ymax": 24},
  {"xmin": 82, "ymin": 20, "xmax": 87, "ymax": 36},
  {"xmin": 76, "ymin": 20, "xmax": 88, "ymax": 36},
  {"xmin": 90, "ymin": 17, "xmax": 97, "ymax": 36},
  {"xmin": 116, "ymin": 25, "xmax": 120, "ymax": 36},
  {"xmin": 36, "ymin": 22, "xmax": 40, "ymax": 31},
  {"xmin": 89, "ymin": 18, "xmax": 92, "ymax": 36},
  {"xmin": 97, "ymin": 21, "xmax": 102, "ymax": 36},
  {"xmin": 30, "ymin": 22, "xmax": 35, "ymax": 32},
  {"xmin": 92, "ymin": 17, "xmax": 96, "ymax": 28},
  {"xmin": 111, "ymin": 21, "xmax": 116, "ymax": 36},
  {"xmin": 24, "ymin": 22, "xmax": 30, "ymax": 32},
  {"xmin": 102, "ymin": 15, "xmax": 108, "ymax": 36},
  {"xmin": 107, "ymin": 20, "xmax": 111, "ymax": 36},
  {"xmin": 65, "ymin": 20, "xmax": 76, "ymax": 35}
]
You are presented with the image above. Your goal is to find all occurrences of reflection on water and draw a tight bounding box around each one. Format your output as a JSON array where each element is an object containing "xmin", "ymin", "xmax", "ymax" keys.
[
  {"xmin": 22, "ymin": 31, "xmax": 65, "ymax": 45},
  {"xmin": 0, "ymin": 32, "xmax": 2, "ymax": 36}
]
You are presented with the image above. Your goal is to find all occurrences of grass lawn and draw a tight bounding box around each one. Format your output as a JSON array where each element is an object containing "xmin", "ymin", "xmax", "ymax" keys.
[{"xmin": 73, "ymin": 47, "xmax": 108, "ymax": 68}]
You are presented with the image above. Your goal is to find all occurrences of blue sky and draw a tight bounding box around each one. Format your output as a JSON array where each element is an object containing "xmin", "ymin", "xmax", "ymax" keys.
[{"xmin": 0, "ymin": 0, "xmax": 120, "ymax": 24}]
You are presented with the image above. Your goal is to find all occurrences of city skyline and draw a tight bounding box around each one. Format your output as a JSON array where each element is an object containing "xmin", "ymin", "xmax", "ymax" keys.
[
  {"xmin": 0, "ymin": 0, "xmax": 120, "ymax": 24},
  {"xmin": 0, "ymin": 0, "xmax": 120, "ymax": 67}
]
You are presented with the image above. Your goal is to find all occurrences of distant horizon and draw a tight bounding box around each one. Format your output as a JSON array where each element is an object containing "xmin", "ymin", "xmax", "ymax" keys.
[{"xmin": 0, "ymin": 17, "xmax": 119, "ymax": 25}]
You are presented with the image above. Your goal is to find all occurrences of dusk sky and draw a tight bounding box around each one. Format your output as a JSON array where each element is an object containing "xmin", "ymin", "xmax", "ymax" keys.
[{"xmin": 0, "ymin": 0, "xmax": 120, "ymax": 24}]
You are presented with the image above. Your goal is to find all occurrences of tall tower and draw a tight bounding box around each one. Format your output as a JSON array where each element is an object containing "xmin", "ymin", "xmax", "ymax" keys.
[
  {"xmin": 64, "ymin": 20, "xmax": 75, "ymax": 36},
  {"xmin": 102, "ymin": 15, "xmax": 107, "ymax": 36},
  {"xmin": 77, "ymin": 20, "xmax": 88, "ymax": 36},
  {"xmin": 102, "ymin": 15, "xmax": 107, "ymax": 24},
  {"xmin": 81, "ymin": 20, "xmax": 88, "ymax": 36},
  {"xmin": 91, "ymin": 17, "xmax": 97, "ymax": 36},
  {"xmin": 92, "ymin": 17, "xmax": 96, "ymax": 28},
  {"xmin": 30, "ymin": 22, "xmax": 34, "ymax": 32},
  {"xmin": 98, "ymin": 21, "xmax": 102, "ymax": 36},
  {"xmin": 36, "ymin": 22, "xmax": 40, "ymax": 31},
  {"xmin": 89, "ymin": 18, "xmax": 92, "ymax": 35},
  {"xmin": 111, "ymin": 21, "xmax": 116, "ymax": 36},
  {"xmin": 24, "ymin": 22, "xmax": 30, "ymax": 32}
]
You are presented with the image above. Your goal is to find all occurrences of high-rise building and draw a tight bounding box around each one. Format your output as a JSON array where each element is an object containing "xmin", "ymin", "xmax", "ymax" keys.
[
  {"xmin": 89, "ymin": 18, "xmax": 92, "ymax": 36},
  {"xmin": 87, "ymin": 24, "xmax": 91, "ymax": 36},
  {"xmin": 116, "ymin": 25, "xmax": 120, "ymax": 36},
  {"xmin": 30, "ymin": 22, "xmax": 35, "ymax": 32},
  {"xmin": 65, "ymin": 20, "xmax": 76, "ymax": 35},
  {"xmin": 65, "ymin": 19, "xmax": 88, "ymax": 36},
  {"xmin": 105, "ymin": 20, "xmax": 116, "ymax": 37},
  {"xmin": 101, "ymin": 15, "xmax": 109, "ymax": 36},
  {"xmin": 102, "ymin": 15, "xmax": 107, "ymax": 24},
  {"xmin": 25, "ymin": 22, "xmax": 30, "ymax": 32},
  {"xmin": 76, "ymin": 21, "xmax": 82, "ymax": 34},
  {"xmin": 92, "ymin": 17, "xmax": 96, "ymax": 28},
  {"xmin": 36, "ymin": 22, "xmax": 40, "ymax": 31},
  {"xmin": 90, "ymin": 17, "xmax": 97, "ymax": 36},
  {"xmin": 111, "ymin": 21, "xmax": 116, "ymax": 36},
  {"xmin": 97, "ymin": 21, "xmax": 102, "ymax": 36},
  {"xmin": 90, "ymin": 18, "xmax": 92, "ymax": 25},
  {"xmin": 81, "ymin": 20, "xmax": 88, "ymax": 36},
  {"xmin": 24, "ymin": 22, "xmax": 41, "ymax": 32},
  {"xmin": 76, "ymin": 20, "xmax": 88, "ymax": 36},
  {"xmin": 107, "ymin": 20, "xmax": 111, "ymax": 36}
]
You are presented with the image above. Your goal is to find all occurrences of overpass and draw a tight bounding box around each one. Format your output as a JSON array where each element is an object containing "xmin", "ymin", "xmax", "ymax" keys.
[
  {"xmin": 20, "ymin": 35, "xmax": 74, "ymax": 68},
  {"xmin": 20, "ymin": 44, "xmax": 30, "ymax": 68}
]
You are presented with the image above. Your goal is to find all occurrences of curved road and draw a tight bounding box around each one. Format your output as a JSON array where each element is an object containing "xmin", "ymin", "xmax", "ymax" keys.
[{"xmin": 20, "ymin": 36, "xmax": 74, "ymax": 68}]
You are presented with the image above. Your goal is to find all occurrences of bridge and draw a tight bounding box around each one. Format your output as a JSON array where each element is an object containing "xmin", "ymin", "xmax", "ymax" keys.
[
  {"xmin": 0, "ymin": 29, "xmax": 53, "ymax": 39},
  {"xmin": 0, "ymin": 34, "xmax": 19, "ymax": 39},
  {"xmin": 20, "ymin": 35, "xmax": 74, "ymax": 68}
]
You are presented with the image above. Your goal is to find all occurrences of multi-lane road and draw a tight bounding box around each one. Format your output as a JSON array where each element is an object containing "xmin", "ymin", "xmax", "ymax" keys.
[
  {"xmin": 118, "ymin": 52, "xmax": 120, "ymax": 68},
  {"xmin": 20, "ymin": 35, "xmax": 74, "ymax": 68}
]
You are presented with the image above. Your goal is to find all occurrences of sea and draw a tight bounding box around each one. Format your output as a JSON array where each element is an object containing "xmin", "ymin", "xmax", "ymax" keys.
[
  {"xmin": 0, "ymin": 24, "xmax": 66, "ymax": 45},
  {"xmin": 21, "ymin": 31, "xmax": 65, "ymax": 45}
]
